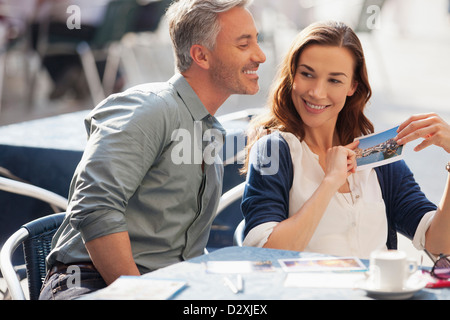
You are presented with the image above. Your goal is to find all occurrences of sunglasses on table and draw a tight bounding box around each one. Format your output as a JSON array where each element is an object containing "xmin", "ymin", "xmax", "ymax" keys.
[{"xmin": 430, "ymin": 254, "xmax": 450, "ymax": 280}]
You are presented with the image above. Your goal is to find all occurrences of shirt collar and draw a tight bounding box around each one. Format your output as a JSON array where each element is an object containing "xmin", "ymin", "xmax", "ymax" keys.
[
  {"xmin": 169, "ymin": 73, "xmax": 210, "ymax": 121},
  {"xmin": 169, "ymin": 74, "xmax": 226, "ymax": 137}
]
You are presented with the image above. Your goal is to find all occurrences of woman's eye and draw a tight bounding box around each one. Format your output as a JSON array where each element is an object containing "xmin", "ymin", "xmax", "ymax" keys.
[
  {"xmin": 329, "ymin": 79, "xmax": 342, "ymax": 84},
  {"xmin": 301, "ymin": 72, "xmax": 312, "ymax": 78}
]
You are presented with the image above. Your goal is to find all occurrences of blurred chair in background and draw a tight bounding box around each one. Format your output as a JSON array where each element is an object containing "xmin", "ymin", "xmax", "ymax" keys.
[{"xmin": 30, "ymin": 0, "xmax": 171, "ymax": 105}]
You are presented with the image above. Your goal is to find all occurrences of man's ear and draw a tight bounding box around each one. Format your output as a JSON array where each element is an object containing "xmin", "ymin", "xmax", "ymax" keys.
[{"xmin": 190, "ymin": 45, "xmax": 210, "ymax": 70}]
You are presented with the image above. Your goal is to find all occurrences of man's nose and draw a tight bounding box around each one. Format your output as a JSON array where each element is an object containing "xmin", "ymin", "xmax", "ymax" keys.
[{"xmin": 252, "ymin": 42, "xmax": 266, "ymax": 64}]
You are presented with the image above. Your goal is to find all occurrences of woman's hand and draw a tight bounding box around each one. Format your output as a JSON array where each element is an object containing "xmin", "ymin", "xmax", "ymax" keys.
[
  {"xmin": 324, "ymin": 140, "xmax": 359, "ymax": 190},
  {"xmin": 264, "ymin": 140, "xmax": 359, "ymax": 252},
  {"xmin": 395, "ymin": 113, "xmax": 450, "ymax": 153}
]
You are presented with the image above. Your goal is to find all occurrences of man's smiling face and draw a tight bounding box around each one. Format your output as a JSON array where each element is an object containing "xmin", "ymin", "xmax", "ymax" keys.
[{"xmin": 207, "ymin": 6, "xmax": 266, "ymax": 96}]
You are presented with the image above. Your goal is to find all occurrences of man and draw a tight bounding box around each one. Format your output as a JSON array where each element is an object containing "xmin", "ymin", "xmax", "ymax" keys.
[{"xmin": 39, "ymin": 0, "xmax": 265, "ymax": 300}]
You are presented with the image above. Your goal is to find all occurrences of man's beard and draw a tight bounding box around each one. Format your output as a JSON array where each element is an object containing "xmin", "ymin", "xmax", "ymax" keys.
[{"xmin": 210, "ymin": 60, "xmax": 259, "ymax": 96}]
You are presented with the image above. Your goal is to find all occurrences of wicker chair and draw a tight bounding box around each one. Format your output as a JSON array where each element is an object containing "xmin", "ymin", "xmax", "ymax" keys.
[{"xmin": 0, "ymin": 212, "xmax": 66, "ymax": 300}]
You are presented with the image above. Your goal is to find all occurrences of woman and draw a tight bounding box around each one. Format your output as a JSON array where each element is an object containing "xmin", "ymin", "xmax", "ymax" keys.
[{"xmin": 241, "ymin": 21, "xmax": 450, "ymax": 259}]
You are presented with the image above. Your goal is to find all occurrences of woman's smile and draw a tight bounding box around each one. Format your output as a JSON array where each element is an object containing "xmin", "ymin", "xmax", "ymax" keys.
[{"xmin": 303, "ymin": 98, "xmax": 330, "ymax": 114}]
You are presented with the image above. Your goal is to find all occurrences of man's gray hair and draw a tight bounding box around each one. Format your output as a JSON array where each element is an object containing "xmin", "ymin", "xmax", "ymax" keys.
[{"xmin": 166, "ymin": 0, "xmax": 253, "ymax": 73}]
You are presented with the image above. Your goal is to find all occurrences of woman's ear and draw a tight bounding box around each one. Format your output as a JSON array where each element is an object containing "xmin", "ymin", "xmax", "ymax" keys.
[
  {"xmin": 347, "ymin": 80, "xmax": 358, "ymax": 97},
  {"xmin": 190, "ymin": 45, "xmax": 210, "ymax": 70}
]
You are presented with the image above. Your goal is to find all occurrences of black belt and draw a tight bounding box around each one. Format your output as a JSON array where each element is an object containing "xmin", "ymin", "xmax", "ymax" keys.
[{"xmin": 47, "ymin": 261, "xmax": 97, "ymax": 278}]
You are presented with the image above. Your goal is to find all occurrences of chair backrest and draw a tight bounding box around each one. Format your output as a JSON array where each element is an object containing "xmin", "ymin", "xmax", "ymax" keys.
[
  {"xmin": 21, "ymin": 212, "xmax": 66, "ymax": 300},
  {"xmin": 215, "ymin": 181, "xmax": 246, "ymax": 219},
  {"xmin": 91, "ymin": 0, "xmax": 140, "ymax": 49},
  {"xmin": 0, "ymin": 177, "xmax": 68, "ymax": 210},
  {"xmin": 233, "ymin": 219, "xmax": 245, "ymax": 247},
  {"xmin": 209, "ymin": 182, "xmax": 245, "ymax": 250},
  {"xmin": 0, "ymin": 212, "xmax": 66, "ymax": 300}
]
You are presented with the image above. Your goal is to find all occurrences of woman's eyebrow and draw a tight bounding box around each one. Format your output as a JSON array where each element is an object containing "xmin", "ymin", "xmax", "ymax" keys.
[
  {"xmin": 329, "ymin": 72, "xmax": 348, "ymax": 78},
  {"xmin": 299, "ymin": 64, "xmax": 314, "ymax": 72},
  {"xmin": 299, "ymin": 64, "xmax": 348, "ymax": 78}
]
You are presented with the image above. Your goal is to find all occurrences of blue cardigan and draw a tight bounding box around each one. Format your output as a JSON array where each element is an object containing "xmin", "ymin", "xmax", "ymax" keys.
[{"xmin": 241, "ymin": 133, "xmax": 437, "ymax": 249}]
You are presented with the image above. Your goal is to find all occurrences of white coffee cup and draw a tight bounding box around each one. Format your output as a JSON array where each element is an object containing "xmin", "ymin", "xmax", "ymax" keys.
[{"xmin": 368, "ymin": 249, "xmax": 418, "ymax": 291}]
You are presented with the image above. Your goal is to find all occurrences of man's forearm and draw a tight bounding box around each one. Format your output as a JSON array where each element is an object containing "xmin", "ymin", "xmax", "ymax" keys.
[{"xmin": 85, "ymin": 231, "xmax": 141, "ymax": 285}]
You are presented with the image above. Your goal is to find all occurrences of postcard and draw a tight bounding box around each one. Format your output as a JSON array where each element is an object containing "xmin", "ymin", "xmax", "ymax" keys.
[
  {"xmin": 204, "ymin": 260, "xmax": 275, "ymax": 273},
  {"xmin": 354, "ymin": 126, "xmax": 403, "ymax": 171},
  {"xmin": 284, "ymin": 272, "xmax": 367, "ymax": 288},
  {"xmin": 278, "ymin": 256, "xmax": 367, "ymax": 273}
]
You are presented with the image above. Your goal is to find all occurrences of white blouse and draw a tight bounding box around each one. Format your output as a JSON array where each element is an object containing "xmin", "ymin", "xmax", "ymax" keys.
[{"xmin": 243, "ymin": 132, "xmax": 435, "ymax": 259}]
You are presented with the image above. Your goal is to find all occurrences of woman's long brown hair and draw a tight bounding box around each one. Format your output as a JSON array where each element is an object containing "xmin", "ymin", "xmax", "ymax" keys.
[{"xmin": 241, "ymin": 21, "xmax": 374, "ymax": 173}]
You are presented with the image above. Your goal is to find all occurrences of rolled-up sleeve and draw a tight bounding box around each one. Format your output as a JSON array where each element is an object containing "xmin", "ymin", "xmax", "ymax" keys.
[
  {"xmin": 68, "ymin": 90, "xmax": 175, "ymax": 243},
  {"xmin": 241, "ymin": 133, "xmax": 293, "ymax": 239}
]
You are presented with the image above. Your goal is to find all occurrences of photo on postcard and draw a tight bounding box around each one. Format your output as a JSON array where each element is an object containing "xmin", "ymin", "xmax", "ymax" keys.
[
  {"xmin": 278, "ymin": 257, "xmax": 367, "ymax": 273},
  {"xmin": 354, "ymin": 126, "xmax": 404, "ymax": 171}
]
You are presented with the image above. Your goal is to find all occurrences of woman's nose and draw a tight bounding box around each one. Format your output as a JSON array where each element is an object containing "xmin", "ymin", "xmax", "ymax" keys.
[{"xmin": 308, "ymin": 80, "xmax": 327, "ymax": 99}]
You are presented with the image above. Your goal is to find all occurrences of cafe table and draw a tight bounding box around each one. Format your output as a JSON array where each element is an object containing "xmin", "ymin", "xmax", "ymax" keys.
[{"xmin": 89, "ymin": 246, "xmax": 450, "ymax": 300}]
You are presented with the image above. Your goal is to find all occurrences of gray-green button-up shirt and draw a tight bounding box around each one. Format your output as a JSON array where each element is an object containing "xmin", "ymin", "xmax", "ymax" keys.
[{"xmin": 47, "ymin": 74, "xmax": 225, "ymax": 274}]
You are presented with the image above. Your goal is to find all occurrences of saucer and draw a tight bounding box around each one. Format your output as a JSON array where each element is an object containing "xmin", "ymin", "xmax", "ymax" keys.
[{"xmin": 357, "ymin": 274, "xmax": 427, "ymax": 300}]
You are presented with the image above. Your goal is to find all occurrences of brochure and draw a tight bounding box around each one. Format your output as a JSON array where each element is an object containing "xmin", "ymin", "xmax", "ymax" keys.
[{"xmin": 89, "ymin": 276, "xmax": 187, "ymax": 300}]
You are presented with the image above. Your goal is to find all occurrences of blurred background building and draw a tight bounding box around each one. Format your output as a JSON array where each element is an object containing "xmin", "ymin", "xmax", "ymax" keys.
[
  {"xmin": 0, "ymin": 0, "xmax": 449, "ymax": 266},
  {"xmin": 1, "ymin": 0, "xmax": 449, "ymax": 125}
]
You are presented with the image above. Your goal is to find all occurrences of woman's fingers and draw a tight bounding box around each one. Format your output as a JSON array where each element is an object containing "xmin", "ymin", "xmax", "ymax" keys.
[
  {"xmin": 344, "ymin": 140, "xmax": 360, "ymax": 150},
  {"xmin": 396, "ymin": 113, "xmax": 436, "ymax": 133},
  {"xmin": 396, "ymin": 113, "xmax": 450, "ymax": 153}
]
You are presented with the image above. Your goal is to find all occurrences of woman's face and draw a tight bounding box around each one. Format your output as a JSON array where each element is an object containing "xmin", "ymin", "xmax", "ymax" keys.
[{"xmin": 291, "ymin": 44, "xmax": 357, "ymax": 132}]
